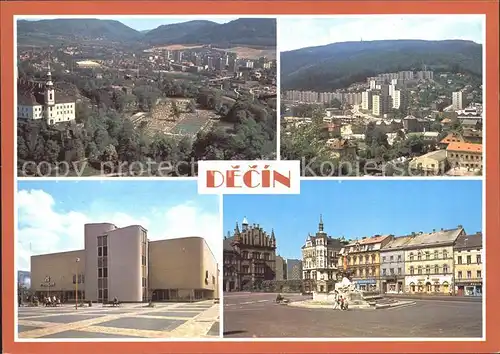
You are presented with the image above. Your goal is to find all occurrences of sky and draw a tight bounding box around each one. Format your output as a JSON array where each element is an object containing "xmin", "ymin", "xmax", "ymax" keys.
[
  {"xmin": 20, "ymin": 16, "xmax": 237, "ymax": 31},
  {"xmin": 223, "ymin": 180, "xmax": 483, "ymax": 260},
  {"xmin": 279, "ymin": 15, "xmax": 484, "ymax": 51},
  {"xmin": 16, "ymin": 180, "xmax": 221, "ymax": 271}
]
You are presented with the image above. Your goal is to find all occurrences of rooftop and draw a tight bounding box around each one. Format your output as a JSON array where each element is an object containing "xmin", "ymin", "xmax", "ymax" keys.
[
  {"xmin": 405, "ymin": 227, "xmax": 464, "ymax": 248},
  {"xmin": 446, "ymin": 142, "xmax": 482, "ymax": 153},
  {"xmin": 381, "ymin": 235, "xmax": 414, "ymax": 251},
  {"xmin": 454, "ymin": 232, "xmax": 482, "ymax": 249}
]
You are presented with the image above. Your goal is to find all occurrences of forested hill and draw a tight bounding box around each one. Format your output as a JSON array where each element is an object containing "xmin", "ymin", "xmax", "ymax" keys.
[
  {"xmin": 280, "ymin": 39, "xmax": 483, "ymax": 91},
  {"xmin": 17, "ymin": 18, "xmax": 277, "ymax": 48}
]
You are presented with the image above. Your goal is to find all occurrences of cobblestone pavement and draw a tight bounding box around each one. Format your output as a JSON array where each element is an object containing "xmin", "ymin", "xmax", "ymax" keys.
[
  {"xmin": 18, "ymin": 301, "xmax": 220, "ymax": 339},
  {"xmin": 223, "ymin": 292, "xmax": 482, "ymax": 338}
]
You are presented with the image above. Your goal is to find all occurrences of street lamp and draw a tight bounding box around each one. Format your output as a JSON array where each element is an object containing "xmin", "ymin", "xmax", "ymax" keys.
[{"xmin": 75, "ymin": 258, "xmax": 80, "ymax": 309}]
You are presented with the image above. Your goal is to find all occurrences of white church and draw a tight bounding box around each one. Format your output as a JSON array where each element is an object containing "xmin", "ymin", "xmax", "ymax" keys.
[{"xmin": 17, "ymin": 65, "xmax": 76, "ymax": 125}]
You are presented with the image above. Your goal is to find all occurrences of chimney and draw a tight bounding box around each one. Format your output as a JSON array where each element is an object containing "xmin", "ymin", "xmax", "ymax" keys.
[
  {"xmin": 432, "ymin": 229, "xmax": 436, "ymax": 232},
  {"xmin": 441, "ymin": 228, "xmax": 444, "ymax": 231},
  {"xmin": 458, "ymin": 224, "xmax": 463, "ymax": 229}
]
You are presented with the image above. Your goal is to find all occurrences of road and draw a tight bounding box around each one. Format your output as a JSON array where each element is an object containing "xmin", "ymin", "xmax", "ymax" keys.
[
  {"xmin": 223, "ymin": 292, "xmax": 482, "ymax": 338},
  {"xmin": 18, "ymin": 301, "xmax": 219, "ymax": 339}
]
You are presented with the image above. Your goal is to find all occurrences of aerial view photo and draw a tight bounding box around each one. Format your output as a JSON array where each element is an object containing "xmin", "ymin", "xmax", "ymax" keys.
[
  {"xmin": 16, "ymin": 16, "xmax": 277, "ymax": 177},
  {"xmin": 280, "ymin": 15, "xmax": 484, "ymax": 177},
  {"xmin": 222, "ymin": 180, "xmax": 483, "ymax": 338}
]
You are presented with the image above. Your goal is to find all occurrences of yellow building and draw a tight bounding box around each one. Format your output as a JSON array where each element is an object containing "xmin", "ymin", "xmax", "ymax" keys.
[
  {"xmin": 403, "ymin": 227, "xmax": 465, "ymax": 294},
  {"xmin": 30, "ymin": 223, "xmax": 219, "ymax": 303},
  {"xmin": 454, "ymin": 232, "xmax": 483, "ymax": 296},
  {"xmin": 409, "ymin": 150, "xmax": 448, "ymax": 175},
  {"xmin": 338, "ymin": 235, "xmax": 393, "ymax": 291}
]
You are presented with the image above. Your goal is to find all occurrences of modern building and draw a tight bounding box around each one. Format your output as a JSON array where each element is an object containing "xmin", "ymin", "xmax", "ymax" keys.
[
  {"xmin": 223, "ymin": 218, "xmax": 277, "ymax": 292},
  {"xmin": 379, "ymin": 235, "xmax": 414, "ymax": 294},
  {"xmin": 301, "ymin": 215, "xmax": 347, "ymax": 293},
  {"xmin": 276, "ymin": 256, "xmax": 287, "ymax": 280},
  {"xmin": 17, "ymin": 66, "xmax": 76, "ymax": 125},
  {"xmin": 454, "ymin": 232, "xmax": 483, "ymax": 296},
  {"xmin": 30, "ymin": 223, "xmax": 219, "ymax": 302},
  {"xmin": 403, "ymin": 227, "xmax": 465, "ymax": 294},
  {"xmin": 452, "ymin": 91, "xmax": 466, "ymax": 111},
  {"xmin": 338, "ymin": 235, "xmax": 393, "ymax": 291},
  {"xmin": 372, "ymin": 94, "xmax": 390, "ymax": 116},
  {"xmin": 286, "ymin": 259, "xmax": 303, "ymax": 280}
]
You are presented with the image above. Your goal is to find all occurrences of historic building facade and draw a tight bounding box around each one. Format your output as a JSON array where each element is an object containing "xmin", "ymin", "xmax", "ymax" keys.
[
  {"xmin": 338, "ymin": 235, "xmax": 393, "ymax": 291},
  {"xmin": 379, "ymin": 235, "xmax": 413, "ymax": 294},
  {"xmin": 454, "ymin": 232, "xmax": 483, "ymax": 296},
  {"xmin": 17, "ymin": 65, "xmax": 76, "ymax": 125},
  {"xmin": 223, "ymin": 218, "xmax": 277, "ymax": 292},
  {"xmin": 302, "ymin": 215, "xmax": 347, "ymax": 293},
  {"xmin": 404, "ymin": 227, "xmax": 465, "ymax": 294}
]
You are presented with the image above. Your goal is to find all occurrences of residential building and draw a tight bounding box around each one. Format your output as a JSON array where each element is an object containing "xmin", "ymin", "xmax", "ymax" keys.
[
  {"xmin": 404, "ymin": 227, "xmax": 465, "ymax": 294},
  {"xmin": 302, "ymin": 215, "xmax": 347, "ymax": 293},
  {"xmin": 439, "ymin": 132, "xmax": 465, "ymax": 149},
  {"xmin": 409, "ymin": 150, "xmax": 448, "ymax": 175},
  {"xmin": 454, "ymin": 232, "xmax": 483, "ymax": 296},
  {"xmin": 446, "ymin": 142, "xmax": 483, "ymax": 170},
  {"xmin": 30, "ymin": 223, "xmax": 219, "ymax": 302},
  {"xmin": 338, "ymin": 235, "xmax": 394, "ymax": 291},
  {"xmin": 286, "ymin": 259, "xmax": 302, "ymax": 280},
  {"xmin": 452, "ymin": 91, "xmax": 466, "ymax": 110},
  {"xmin": 361, "ymin": 90, "xmax": 373, "ymax": 110},
  {"xmin": 391, "ymin": 89, "xmax": 408, "ymax": 111},
  {"xmin": 325, "ymin": 138, "xmax": 357, "ymax": 159},
  {"xmin": 372, "ymin": 94, "xmax": 390, "ymax": 116},
  {"xmin": 379, "ymin": 236, "xmax": 414, "ymax": 293},
  {"xmin": 223, "ymin": 218, "xmax": 277, "ymax": 292},
  {"xmin": 17, "ymin": 66, "xmax": 76, "ymax": 125},
  {"xmin": 276, "ymin": 256, "xmax": 287, "ymax": 280}
]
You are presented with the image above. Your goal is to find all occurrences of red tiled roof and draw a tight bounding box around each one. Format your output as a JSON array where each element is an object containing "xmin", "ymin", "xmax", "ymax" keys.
[{"xmin": 446, "ymin": 142, "xmax": 482, "ymax": 153}]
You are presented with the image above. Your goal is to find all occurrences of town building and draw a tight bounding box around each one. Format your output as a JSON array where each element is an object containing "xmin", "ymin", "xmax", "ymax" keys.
[
  {"xmin": 379, "ymin": 235, "xmax": 414, "ymax": 294},
  {"xmin": 286, "ymin": 259, "xmax": 303, "ymax": 280},
  {"xmin": 454, "ymin": 232, "xmax": 483, "ymax": 296},
  {"xmin": 408, "ymin": 150, "xmax": 448, "ymax": 175},
  {"xmin": 338, "ymin": 235, "xmax": 393, "ymax": 291},
  {"xmin": 223, "ymin": 218, "xmax": 277, "ymax": 292},
  {"xmin": 403, "ymin": 227, "xmax": 465, "ymax": 294},
  {"xmin": 446, "ymin": 142, "xmax": 483, "ymax": 171},
  {"xmin": 30, "ymin": 223, "xmax": 219, "ymax": 302},
  {"xmin": 452, "ymin": 91, "xmax": 466, "ymax": 110},
  {"xmin": 276, "ymin": 256, "xmax": 287, "ymax": 280},
  {"xmin": 302, "ymin": 215, "xmax": 347, "ymax": 293},
  {"xmin": 17, "ymin": 66, "xmax": 76, "ymax": 125}
]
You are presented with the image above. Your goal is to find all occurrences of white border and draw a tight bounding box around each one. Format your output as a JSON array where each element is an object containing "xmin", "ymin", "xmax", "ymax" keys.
[{"xmin": 14, "ymin": 13, "xmax": 486, "ymax": 343}]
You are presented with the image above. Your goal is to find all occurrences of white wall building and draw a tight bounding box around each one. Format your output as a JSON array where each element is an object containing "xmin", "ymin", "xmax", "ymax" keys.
[{"xmin": 17, "ymin": 65, "xmax": 76, "ymax": 125}]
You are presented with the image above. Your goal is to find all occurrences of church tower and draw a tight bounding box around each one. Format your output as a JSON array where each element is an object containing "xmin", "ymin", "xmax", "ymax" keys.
[{"xmin": 44, "ymin": 64, "xmax": 55, "ymax": 121}]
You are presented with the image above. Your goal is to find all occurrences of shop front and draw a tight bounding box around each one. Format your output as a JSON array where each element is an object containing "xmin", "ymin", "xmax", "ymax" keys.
[
  {"xmin": 405, "ymin": 275, "xmax": 452, "ymax": 294},
  {"xmin": 456, "ymin": 281, "xmax": 482, "ymax": 296},
  {"xmin": 381, "ymin": 276, "xmax": 404, "ymax": 294},
  {"xmin": 354, "ymin": 279, "xmax": 377, "ymax": 292}
]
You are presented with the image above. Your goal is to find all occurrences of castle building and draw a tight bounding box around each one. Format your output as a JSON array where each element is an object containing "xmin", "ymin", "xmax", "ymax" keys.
[
  {"xmin": 223, "ymin": 217, "xmax": 277, "ymax": 292},
  {"xmin": 301, "ymin": 215, "xmax": 347, "ymax": 293},
  {"xmin": 17, "ymin": 65, "xmax": 76, "ymax": 125}
]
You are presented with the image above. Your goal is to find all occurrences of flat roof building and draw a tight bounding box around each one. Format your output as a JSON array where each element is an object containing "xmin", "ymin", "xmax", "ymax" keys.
[{"xmin": 30, "ymin": 223, "xmax": 219, "ymax": 303}]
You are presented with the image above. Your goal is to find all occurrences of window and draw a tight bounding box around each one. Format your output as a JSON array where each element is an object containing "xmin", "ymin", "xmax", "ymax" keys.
[
  {"xmin": 382, "ymin": 256, "xmax": 386, "ymax": 262},
  {"xmin": 477, "ymin": 254, "xmax": 481, "ymax": 264},
  {"xmin": 425, "ymin": 252, "xmax": 430, "ymax": 260},
  {"xmin": 390, "ymin": 255, "xmax": 394, "ymax": 261},
  {"xmin": 443, "ymin": 265, "xmax": 448, "ymax": 274},
  {"xmin": 434, "ymin": 265, "xmax": 439, "ymax": 274},
  {"xmin": 443, "ymin": 251, "xmax": 448, "ymax": 259},
  {"xmin": 434, "ymin": 251, "xmax": 439, "ymax": 260},
  {"xmin": 98, "ymin": 268, "xmax": 103, "ymax": 278},
  {"xmin": 390, "ymin": 268, "xmax": 394, "ymax": 275},
  {"xmin": 397, "ymin": 255, "xmax": 402, "ymax": 262},
  {"xmin": 457, "ymin": 256, "xmax": 462, "ymax": 264},
  {"xmin": 398, "ymin": 268, "xmax": 402, "ymax": 275},
  {"xmin": 409, "ymin": 253, "xmax": 414, "ymax": 261},
  {"xmin": 425, "ymin": 265, "xmax": 431, "ymax": 274},
  {"xmin": 103, "ymin": 268, "xmax": 108, "ymax": 277},
  {"xmin": 417, "ymin": 266, "xmax": 422, "ymax": 275},
  {"xmin": 410, "ymin": 266, "xmax": 414, "ymax": 275},
  {"xmin": 103, "ymin": 246, "xmax": 108, "ymax": 257},
  {"xmin": 466, "ymin": 255, "xmax": 471, "ymax": 264},
  {"xmin": 382, "ymin": 268, "xmax": 386, "ymax": 276},
  {"xmin": 466, "ymin": 271, "xmax": 471, "ymax": 279},
  {"xmin": 477, "ymin": 270, "xmax": 481, "ymax": 278},
  {"xmin": 98, "ymin": 247, "xmax": 102, "ymax": 257}
]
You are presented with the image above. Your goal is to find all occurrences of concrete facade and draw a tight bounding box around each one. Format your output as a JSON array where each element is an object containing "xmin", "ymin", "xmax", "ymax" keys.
[
  {"xmin": 379, "ymin": 235, "xmax": 414, "ymax": 293},
  {"xmin": 454, "ymin": 232, "xmax": 483, "ymax": 296},
  {"xmin": 31, "ymin": 223, "xmax": 219, "ymax": 302}
]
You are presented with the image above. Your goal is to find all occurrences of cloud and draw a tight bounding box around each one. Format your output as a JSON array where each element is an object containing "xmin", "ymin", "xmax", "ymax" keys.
[
  {"xmin": 279, "ymin": 15, "xmax": 484, "ymax": 51},
  {"xmin": 16, "ymin": 189, "xmax": 221, "ymax": 271}
]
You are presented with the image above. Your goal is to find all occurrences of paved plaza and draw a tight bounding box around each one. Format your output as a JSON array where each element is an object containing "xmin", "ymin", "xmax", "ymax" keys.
[
  {"xmin": 18, "ymin": 301, "xmax": 220, "ymax": 339},
  {"xmin": 223, "ymin": 293, "xmax": 482, "ymax": 338}
]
